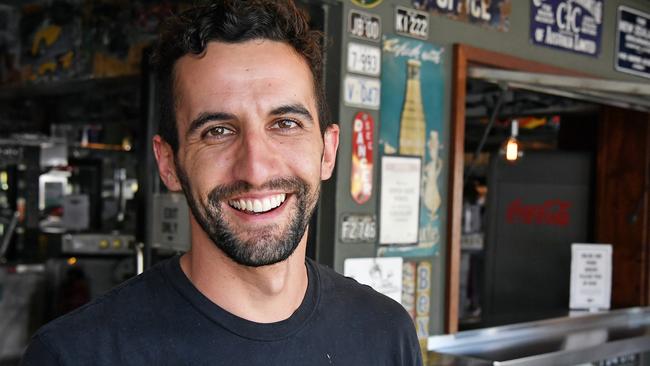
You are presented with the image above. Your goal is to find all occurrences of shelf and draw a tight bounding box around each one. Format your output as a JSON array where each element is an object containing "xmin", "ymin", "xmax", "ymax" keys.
[{"xmin": 0, "ymin": 75, "xmax": 141, "ymax": 99}]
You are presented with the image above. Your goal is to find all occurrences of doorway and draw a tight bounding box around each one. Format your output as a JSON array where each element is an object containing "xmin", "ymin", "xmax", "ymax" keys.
[{"xmin": 445, "ymin": 44, "xmax": 650, "ymax": 333}]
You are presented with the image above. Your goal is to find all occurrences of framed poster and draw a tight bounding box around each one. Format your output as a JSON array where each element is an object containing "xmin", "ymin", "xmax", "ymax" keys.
[{"xmin": 379, "ymin": 35, "xmax": 445, "ymax": 257}]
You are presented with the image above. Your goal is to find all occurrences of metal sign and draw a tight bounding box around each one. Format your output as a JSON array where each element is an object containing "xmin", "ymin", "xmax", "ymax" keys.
[
  {"xmin": 0, "ymin": 146, "xmax": 22, "ymax": 165},
  {"xmin": 413, "ymin": 0, "xmax": 511, "ymax": 31},
  {"xmin": 415, "ymin": 260, "xmax": 431, "ymax": 341},
  {"xmin": 395, "ymin": 6, "xmax": 429, "ymax": 40},
  {"xmin": 615, "ymin": 6, "xmax": 650, "ymax": 79},
  {"xmin": 347, "ymin": 42, "xmax": 381, "ymax": 76},
  {"xmin": 344, "ymin": 75, "xmax": 381, "ymax": 109},
  {"xmin": 340, "ymin": 214, "xmax": 376, "ymax": 243},
  {"xmin": 348, "ymin": 9, "xmax": 381, "ymax": 42},
  {"xmin": 530, "ymin": 0, "xmax": 603, "ymax": 57},
  {"xmin": 351, "ymin": 112, "xmax": 374, "ymax": 204},
  {"xmin": 350, "ymin": 0, "xmax": 383, "ymax": 9}
]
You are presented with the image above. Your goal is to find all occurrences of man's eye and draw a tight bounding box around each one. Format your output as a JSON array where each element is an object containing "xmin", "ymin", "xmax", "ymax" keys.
[
  {"xmin": 272, "ymin": 119, "xmax": 300, "ymax": 130},
  {"xmin": 206, "ymin": 126, "xmax": 234, "ymax": 138}
]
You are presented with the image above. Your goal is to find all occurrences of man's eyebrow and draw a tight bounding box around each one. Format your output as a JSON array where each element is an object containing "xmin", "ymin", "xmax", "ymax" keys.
[
  {"xmin": 270, "ymin": 104, "xmax": 315, "ymax": 125},
  {"xmin": 187, "ymin": 111, "xmax": 236, "ymax": 136}
]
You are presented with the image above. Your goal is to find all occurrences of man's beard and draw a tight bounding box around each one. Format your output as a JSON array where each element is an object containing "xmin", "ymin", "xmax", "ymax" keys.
[{"xmin": 175, "ymin": 165, "xmax": 319, "ymax": 267}]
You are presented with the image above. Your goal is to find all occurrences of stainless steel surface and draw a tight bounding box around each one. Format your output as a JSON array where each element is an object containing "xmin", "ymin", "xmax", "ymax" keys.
[
  {"xmin": 0, "ymin": 211, "xmax": 18, "ymax": 260},
  {"xmin": 428, "ymin": 308, "xmax": 650, "ymax": 365}
]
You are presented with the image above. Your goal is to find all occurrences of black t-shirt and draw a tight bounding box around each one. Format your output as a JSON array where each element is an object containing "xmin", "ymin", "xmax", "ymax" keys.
[{"xmin": 21, "ymin": 256, "xmax": 422, "ymax": 365}]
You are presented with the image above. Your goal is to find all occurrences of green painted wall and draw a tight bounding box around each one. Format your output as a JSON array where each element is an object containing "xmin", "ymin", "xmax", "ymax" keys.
[{"xmin": 329, "ymin": 0, "xmax": 650, "ymax": 336}]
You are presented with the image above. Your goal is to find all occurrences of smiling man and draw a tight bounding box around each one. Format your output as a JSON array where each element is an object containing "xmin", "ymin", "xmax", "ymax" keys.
[{"xmin": 21, "ymin": 1, "xmax": 422, "ymax": 365}]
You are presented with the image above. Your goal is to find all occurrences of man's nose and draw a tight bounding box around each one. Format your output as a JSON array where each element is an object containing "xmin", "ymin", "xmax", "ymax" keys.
[{"xmin": 231, "ymin": 128, "xmax": 279, "ymax": 187}]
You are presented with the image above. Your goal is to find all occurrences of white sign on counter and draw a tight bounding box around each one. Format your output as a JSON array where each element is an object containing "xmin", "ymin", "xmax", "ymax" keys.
[
  {"xmin": 379, "ymin": 155, "xmax": 421, "ymax": 245},
  {"xmin": 570, "ymin": 243, "xmax": 612, "ymax": 310}
]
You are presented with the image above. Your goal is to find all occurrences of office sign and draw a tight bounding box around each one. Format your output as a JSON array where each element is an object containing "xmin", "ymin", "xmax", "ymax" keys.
[
  {"xmin": 395, "ymin": 6, "xmax": 429, "ymax": 40},
  {"xmin": 347, "ymin": 42, "xmax": 381, "ymax": 76},
  {"xmin": 615, "ymin": 6, "xmax": 650, "ymax": 79},
  {"xmin": 348, "ymin": 9, "xmax": 381, "ymax": 42},
  {"xmin": 413, "ymin": 0, "xmax": 511, "ymax": 31},
  {"xmin": 530, "ymin": 0, "xmax": 603, "ymax": 56}
]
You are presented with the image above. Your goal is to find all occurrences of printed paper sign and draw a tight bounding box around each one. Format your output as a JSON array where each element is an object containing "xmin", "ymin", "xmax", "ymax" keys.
[
  {"xmin": 530, "ymin": 0, "xmax": 603, "ymax": 56},
  {"xmin": 351, "ymin": 112, "xmax": 374, "ymax": 204},
  {"xmin": 379, "ymin": 155, "xmax": 421, "ymax": 245},
  {"xmin": 344, "ymin": 257, "xmax": 403, "ymax": 303},
  {"xmin": 347, "ymin": 42, "xmax": 381, "ymax": 76},
  {"xmin": 344, "ymin": 75, "xmax": 381, "ymax": 109},
  {"xmin": 615, "ymin": 6, "xmax": 650, "ymax": 79},
  {"xmin": 348, "ymin": 9, "xmax": 381, "ymax": 42},
  {"xmin": 570, "ymin": 243, "xmax": 612, "ymax": 310},
  {"xmin": 395, "ymin": 6, "xmax": 429, "ymax": 40}
]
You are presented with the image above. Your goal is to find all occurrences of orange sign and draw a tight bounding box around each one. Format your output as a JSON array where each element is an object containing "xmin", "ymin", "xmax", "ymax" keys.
[{"xmin": 351, "ymin": 112, "xmax": 374, "ymax": 204}]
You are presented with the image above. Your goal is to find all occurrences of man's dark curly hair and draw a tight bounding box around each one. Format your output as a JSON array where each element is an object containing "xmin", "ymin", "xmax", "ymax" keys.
[{"xmin": 151, "ymin": 0, "xmax": 329, "ymax": 153}]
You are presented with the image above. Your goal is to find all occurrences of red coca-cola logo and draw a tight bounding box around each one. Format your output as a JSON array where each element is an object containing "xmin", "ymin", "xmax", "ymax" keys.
[{"xmin": 506, "ymin": 198, "xmax": 572, "ymax": 227}]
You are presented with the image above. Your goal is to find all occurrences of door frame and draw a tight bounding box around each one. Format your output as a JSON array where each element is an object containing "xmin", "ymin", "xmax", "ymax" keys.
[{"xmin": 445, "ymin": 44, "xmax": 590, "ymax": 333}]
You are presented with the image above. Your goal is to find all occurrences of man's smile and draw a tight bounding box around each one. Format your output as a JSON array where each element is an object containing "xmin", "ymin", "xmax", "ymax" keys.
[{"xmin": 227, "ymin": 193, "xmax": 287, "ymax": 214}]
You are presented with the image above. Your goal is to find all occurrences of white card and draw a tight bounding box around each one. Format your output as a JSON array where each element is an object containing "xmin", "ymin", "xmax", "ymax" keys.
[
  {"xmin": 570, "ymin": 243, "xmax": 612, "ymax": 310},
  {"xmin": 344, "ymin": 257, "xmax": 403, "ymax": 303}
]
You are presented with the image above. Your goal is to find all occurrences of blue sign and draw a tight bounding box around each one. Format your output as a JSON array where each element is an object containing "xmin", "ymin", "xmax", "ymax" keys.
[
  {"xmin": 616, "ymin": 6, "xmax": 650, "ymax": 79},
  {"xmin": 530, "ymin": 0, "xmax": 603, "ymax": 57}
]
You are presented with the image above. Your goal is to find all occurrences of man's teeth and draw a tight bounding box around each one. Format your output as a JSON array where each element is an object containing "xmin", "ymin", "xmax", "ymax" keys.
[{"xmin": 229, "ymin": 193, "xmax": 287, "ymax": 213}]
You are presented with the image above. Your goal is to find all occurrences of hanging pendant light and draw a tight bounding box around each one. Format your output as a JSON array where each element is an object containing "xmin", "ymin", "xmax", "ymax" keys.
[{"xmin": 501, "ymin": 120, "xmax": 522, "ymax": 162}]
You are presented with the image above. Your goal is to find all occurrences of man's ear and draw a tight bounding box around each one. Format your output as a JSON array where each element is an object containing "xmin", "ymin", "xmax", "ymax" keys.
[
  {"xmin": 320, "ymin": 124, "xmax": 340, "ymax": 180},
  {"xmin": 153, "ymin": 135, "xmax": 182, "ymax": 191}
]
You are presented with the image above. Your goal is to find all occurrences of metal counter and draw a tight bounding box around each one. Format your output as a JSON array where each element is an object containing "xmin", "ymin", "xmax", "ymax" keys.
[{"xmin": 427, "ymin": 307, "xmax": 650, "ymax": 365}]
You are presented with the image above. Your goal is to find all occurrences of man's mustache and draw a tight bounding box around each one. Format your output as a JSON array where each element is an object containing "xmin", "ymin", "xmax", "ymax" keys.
[{"xmin": 207, "ymin": 177, "xmax": 309, "ymax": 203}]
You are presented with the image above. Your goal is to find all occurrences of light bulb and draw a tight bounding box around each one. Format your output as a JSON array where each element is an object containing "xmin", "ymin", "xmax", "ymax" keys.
[
  {"xmin": 505, "ymin": 137, "xmax": 519, "ymax": 162},
  {"xmin": 501, "ymin": 120, "xmax": 522, "ymax": 162}
]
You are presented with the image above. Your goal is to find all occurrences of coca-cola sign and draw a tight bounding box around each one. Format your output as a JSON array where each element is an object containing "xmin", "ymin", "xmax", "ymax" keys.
[{"xmin": 506, "ymin": 198, "xmax": 571, "ymax": 227}]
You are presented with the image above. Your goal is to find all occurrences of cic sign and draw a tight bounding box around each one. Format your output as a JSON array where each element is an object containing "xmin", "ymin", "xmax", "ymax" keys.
[{"xmin": 530, "ymin": 0, "xmax": 603, "ymax": 56}]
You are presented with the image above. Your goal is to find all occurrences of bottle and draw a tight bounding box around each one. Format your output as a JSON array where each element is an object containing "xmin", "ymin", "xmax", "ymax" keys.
[{"xmin": 398, "ymin": 59, "xmax": 426, "ymax": 158}]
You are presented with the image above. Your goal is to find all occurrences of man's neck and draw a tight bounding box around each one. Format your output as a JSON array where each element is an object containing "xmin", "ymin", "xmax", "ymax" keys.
[{"xmin": 179, "ymin": 230, "xmax": 309, "ymax": 324}]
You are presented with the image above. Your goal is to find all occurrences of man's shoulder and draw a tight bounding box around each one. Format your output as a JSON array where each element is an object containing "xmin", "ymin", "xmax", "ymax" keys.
[
  {"xmin": 35, "ymin": 259, "xmax": 172, "ymax": 342},
  {"xmin": 310, "ymin": 259, "xmax": 413, "ymax": 327}
]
